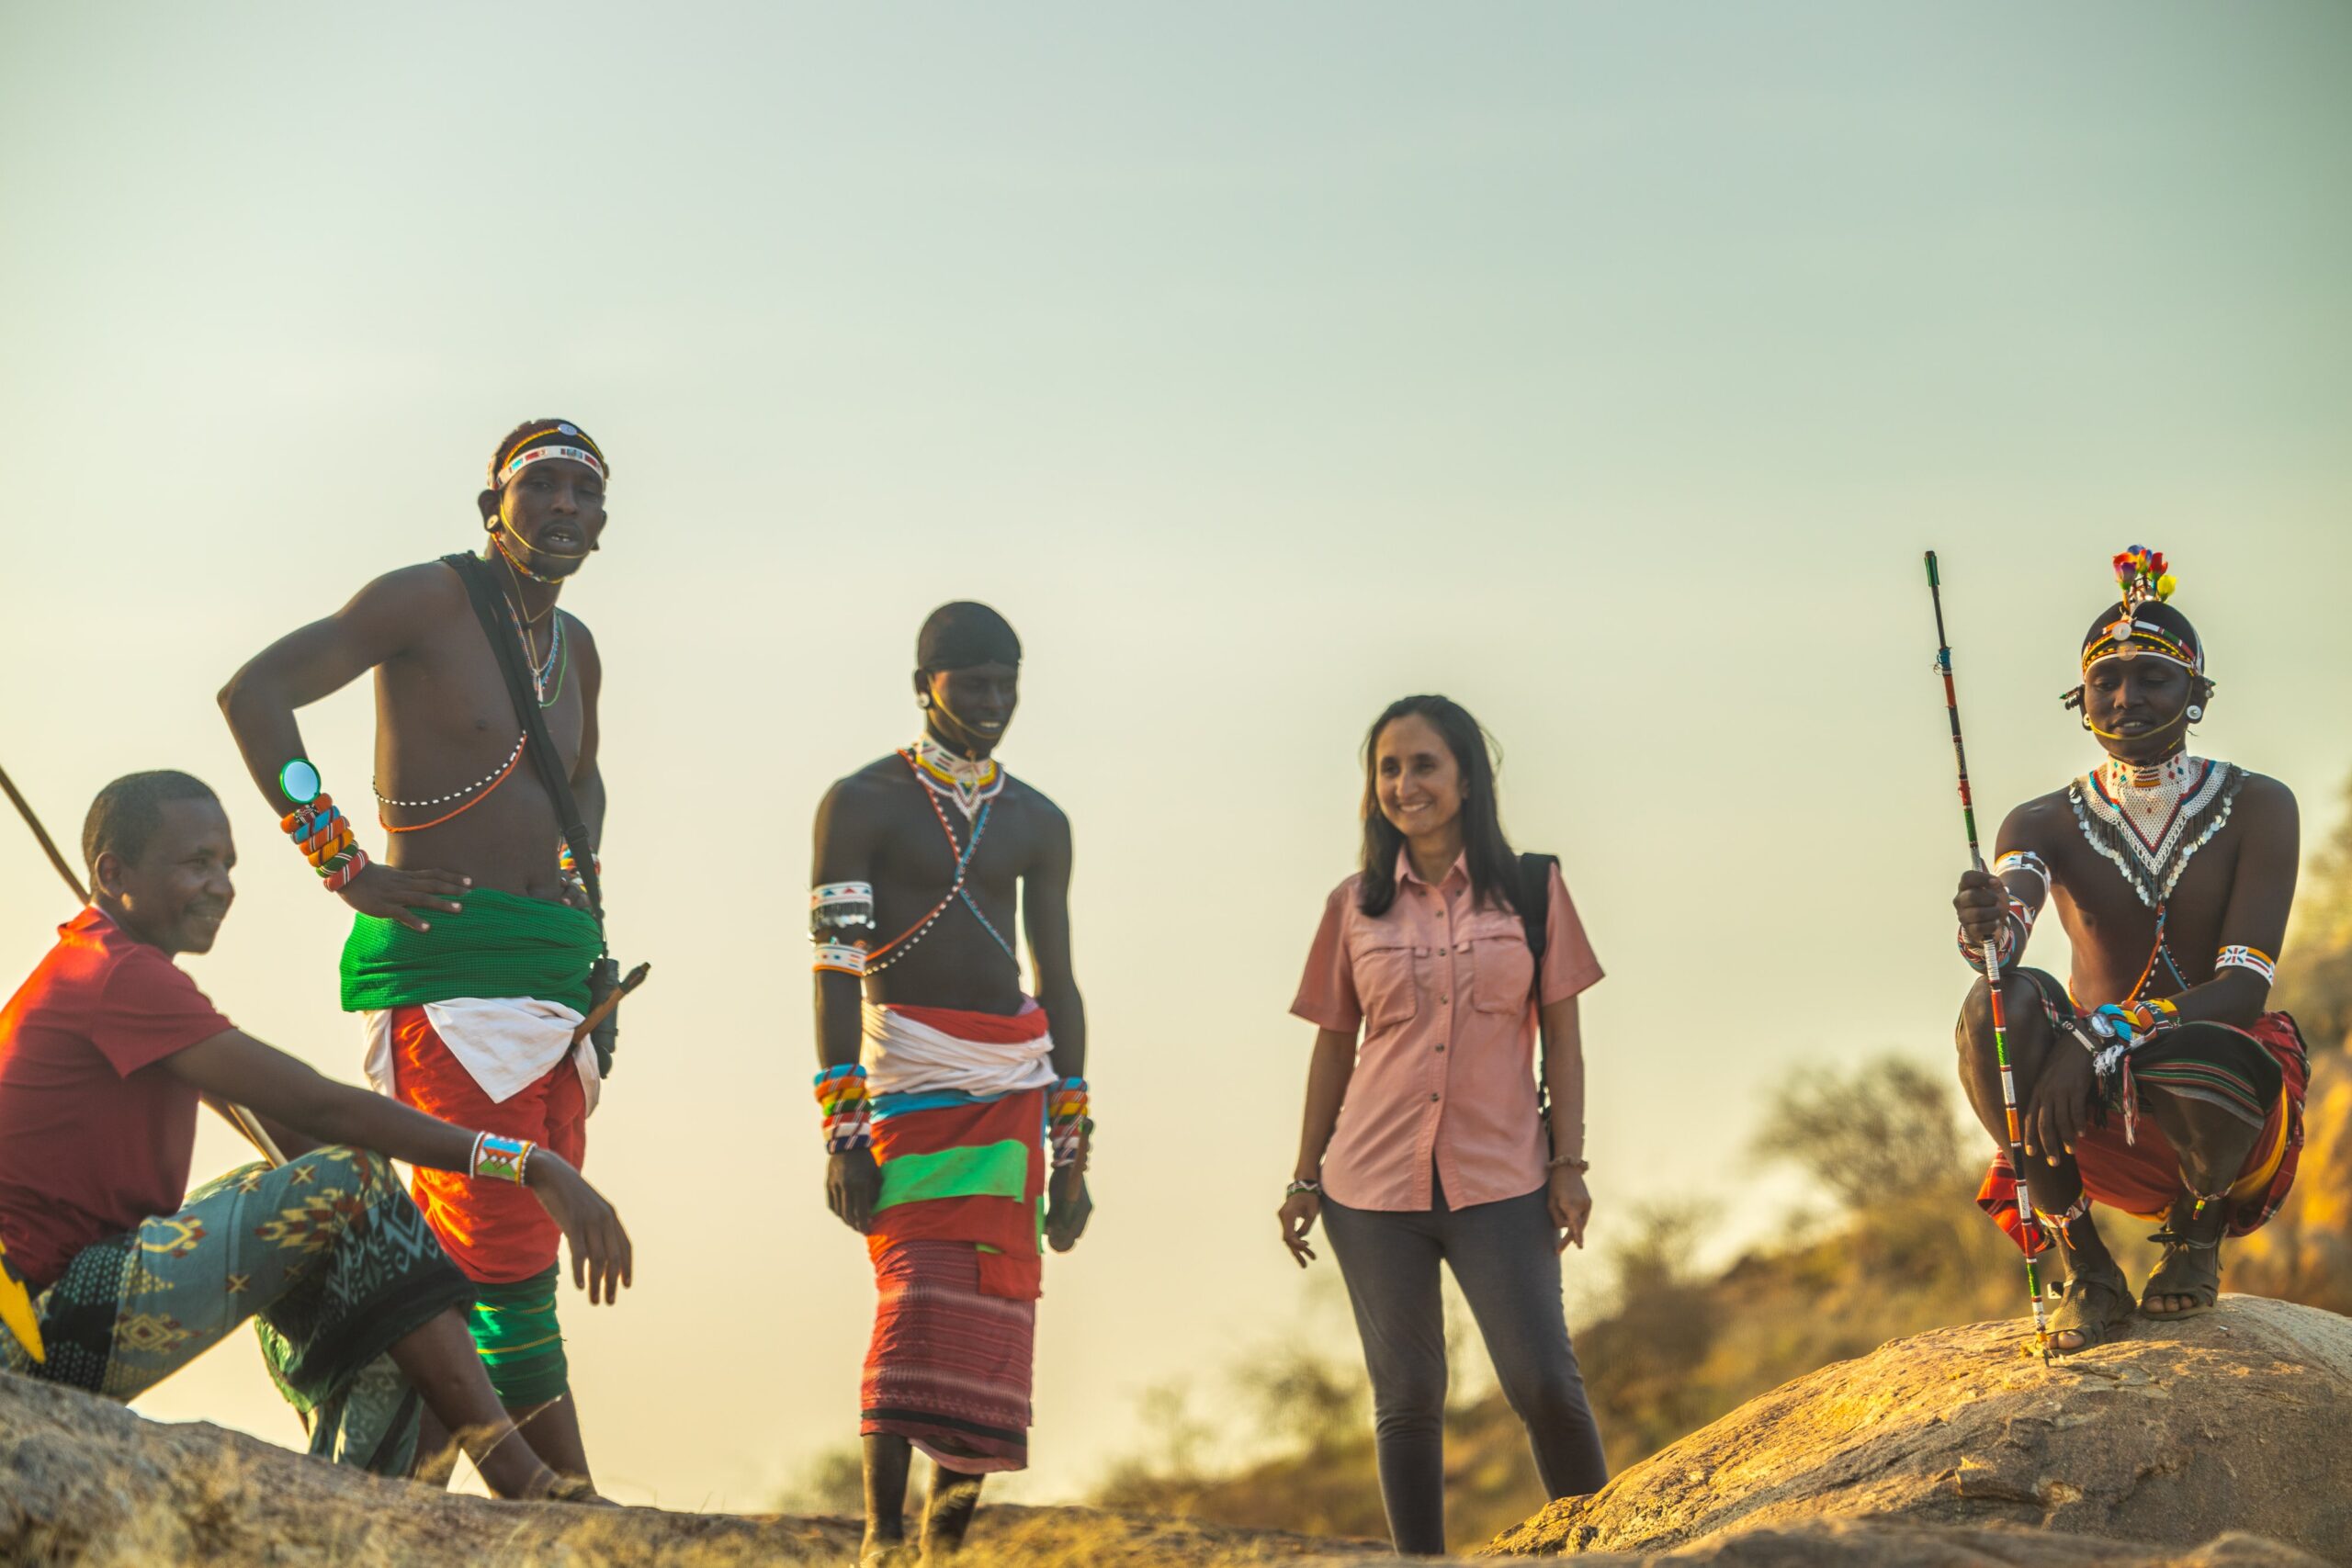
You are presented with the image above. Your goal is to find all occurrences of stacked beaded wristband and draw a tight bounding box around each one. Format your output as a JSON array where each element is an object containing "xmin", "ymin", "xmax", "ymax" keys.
[
  {"xmin": 277, "ymin": 758, "xmax": 369, "ymax": 894},
  {"xmin": 815, "ymin": 1064, "xmax": 874, "ymax": 1153},
  {"xmin": 1957, "ymin": 849, "xmax": 2050, "ymax": 972},
  {"xmin": 470, "ymin": 1132, "xmax": 534, "ymax": 1184},
  {"xmin": 1049, "ymin": 1077, "xmax": 1091, "ymax": 1169}
]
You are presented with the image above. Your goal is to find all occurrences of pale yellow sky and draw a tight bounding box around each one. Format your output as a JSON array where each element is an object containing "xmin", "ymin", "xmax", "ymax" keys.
[{"xmin": 3, "ymin": 0, "xmax": 2348, "ymax": 1509}]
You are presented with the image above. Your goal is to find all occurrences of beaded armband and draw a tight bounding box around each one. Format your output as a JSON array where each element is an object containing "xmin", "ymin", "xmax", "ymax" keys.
[
  {"xmin": 278, "ymin": 760, "xmax": 369, "ymax": 895},
  {"xmin": 811, "ymin": 882, "xmax": 876, "ymax": 977},
  {"xmin": 470, "ymin": 1132, "xmax": 534, "ymax": 1185},
  {"xmin": 815, "ymin": 1064, "xmax": 873, "ymax": 1153},
  {"xmin": 2216, "ymin": 944, "xmax": 2277, "ymax": 984},
  {"xmin": 1992, "ymin": 849, "xmax": 2052, "ymax": 893},
  {"xmin": 1048, "ymin": 1077, "xmax": 1091, "ymax": 1170}
]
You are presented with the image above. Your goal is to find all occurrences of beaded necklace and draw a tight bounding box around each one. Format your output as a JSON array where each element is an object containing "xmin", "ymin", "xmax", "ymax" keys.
[
  {"xmin": 906, "ymin": 734, "xmax": 1004, "ymax": 820},
  {"xmin": 864, "ymin": 751, "xmax": 1020, "ymax": 973},
  {"xmin": 2068, "ymin": 749, "xmax": 2246, "ymax": 1006},
  {"xmin": 504, "ymin": 599, "xmax": 566, "ymax": 708},
  {"xmin": 2070, "ymin": 752, "xmax": 2242, "ymax": 910},
  {"xmin": 374, "ymin": 734, "xmax": 530, "ymax": 831}
]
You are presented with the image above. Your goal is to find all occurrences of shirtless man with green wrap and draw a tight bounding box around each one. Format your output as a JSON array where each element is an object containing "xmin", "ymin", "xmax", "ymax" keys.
[{"xmin": 219, "ymin": 419, "xmax": 618, "ymax": 1487}]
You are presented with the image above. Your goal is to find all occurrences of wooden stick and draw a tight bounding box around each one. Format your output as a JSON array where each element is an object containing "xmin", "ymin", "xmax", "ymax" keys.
[
  {"xmin": 0, "ymin": 763, "xmax": 89, "ymax": 904},
  {"xmin": 571, "ymin": 962, "xmax": 650, "ymax": 1044},
  {"xmin": 2, "ymin": 761, "xmax": 282, "ymax": 1168}
]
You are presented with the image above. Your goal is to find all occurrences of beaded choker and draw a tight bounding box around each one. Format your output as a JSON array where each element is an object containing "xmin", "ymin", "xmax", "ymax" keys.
[
  {"xmin": 908, "ymin": 734, "xmax": 1004, "ymax": 820},
  {"xmin": 2070, "ymin": 752, "xmax": 2244, "ymax": 909}
]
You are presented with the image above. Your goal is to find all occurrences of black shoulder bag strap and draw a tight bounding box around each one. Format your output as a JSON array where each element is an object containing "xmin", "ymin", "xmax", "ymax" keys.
[
  {"xmin": 1519, "ymin": 852, "xmax": 1559, "ymax": 1153},
  {"xmin": 441, "ymin": 551, "xmax": 623, "ymax": 1074}
]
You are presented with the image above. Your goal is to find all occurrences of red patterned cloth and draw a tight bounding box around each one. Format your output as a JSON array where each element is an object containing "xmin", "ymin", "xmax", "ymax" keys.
[
  {"xmin": 1976, "ymin": 1011, "xmax": 2309, "ymax": 1257},
  {"xmin": 388, "ymin": 1006, "xmax": 584, "ymax": 1283},
  {"xmin": 861, "ymin": 1238, "xmax": 1035, "ymax": 1472}
]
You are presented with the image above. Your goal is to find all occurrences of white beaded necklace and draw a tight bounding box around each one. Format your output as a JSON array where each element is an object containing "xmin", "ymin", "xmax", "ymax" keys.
[
  {"xmin": 908, "ymin": 733, "xmax": 1005, "ymax": 819},
  {"xmin": 2070, "ymin": 750, "xmax": 2243, "ymax": 908},
  {"xmin": 374, "ymin": 733, "xmax": 528, "ymax": 809}
]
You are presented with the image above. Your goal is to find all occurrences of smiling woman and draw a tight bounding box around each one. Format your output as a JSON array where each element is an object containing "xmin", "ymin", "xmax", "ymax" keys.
[{"xmin": 1275, "ymin": 694, "xmax": 1610, "ymax": 1554}]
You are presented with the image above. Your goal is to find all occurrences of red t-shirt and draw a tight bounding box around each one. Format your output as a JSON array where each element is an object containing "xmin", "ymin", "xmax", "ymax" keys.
[{"xmin": 0, "ymin": 907, "xmax": 232, "ymax": 1289}]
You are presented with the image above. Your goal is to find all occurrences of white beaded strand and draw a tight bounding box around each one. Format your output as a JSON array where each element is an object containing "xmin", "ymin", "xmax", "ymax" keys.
[{"xmin": 374, "ymin": 733, "xmax": 528, "ymax": 809}]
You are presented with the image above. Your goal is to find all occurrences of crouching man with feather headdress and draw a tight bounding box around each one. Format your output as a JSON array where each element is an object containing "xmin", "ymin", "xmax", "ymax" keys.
[{"xmin": 1953, "ymin": 547, "xmax": 2310, "ymax": 1354}]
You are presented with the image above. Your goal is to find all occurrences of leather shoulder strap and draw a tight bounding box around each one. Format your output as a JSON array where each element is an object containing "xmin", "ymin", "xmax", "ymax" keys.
[
  {"xmin": 439, "ymin": 552, "xmax": 607, "ymax": 933},
  {"xmin": 1517, "ymin": 852, "xmax": 1557, "ymax": 966}
]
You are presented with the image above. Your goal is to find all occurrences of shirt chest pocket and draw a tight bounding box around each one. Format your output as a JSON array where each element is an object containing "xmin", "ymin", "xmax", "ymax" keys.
[
  {"xmin": 1464, "ymin": 914, "xmax": 1535, "ymax": 1015},
  {"xmin": 1351, "ymin": 942, "xmax": 1425, "ymax": 1029}
]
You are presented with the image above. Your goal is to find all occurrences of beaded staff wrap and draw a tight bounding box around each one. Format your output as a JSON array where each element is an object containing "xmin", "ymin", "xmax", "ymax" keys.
[
  {"xmin": 811, "ymin": 882, "xmax": 876, "ymax": 977},
  {"xmin": 470, "ymin": 1132, "xmax": 534, "ymax": 1185},
  {"xmin": 280, "ymin": 793, "xmax": 370, "ymax": 894},
  {"xmin": 1049, "ymin": 1077, "xmax": 1091, "ymax": 1170},
  {"xmin": 815, "ymin": 1064, "xmax": 873, "ymax": 1153},
  {"xmin": 2216, "ymin": 944, "xmax": 2277, "ymax": 984}
]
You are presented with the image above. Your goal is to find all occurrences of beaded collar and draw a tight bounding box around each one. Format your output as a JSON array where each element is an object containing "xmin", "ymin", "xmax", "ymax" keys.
[
  {"xmin": 907, "ymin": 734, "xmax": 1004, "ymax": 820},
  {"xmin": 2069, "ymin": 751, "xmax": 2244, "ymax": 909}
]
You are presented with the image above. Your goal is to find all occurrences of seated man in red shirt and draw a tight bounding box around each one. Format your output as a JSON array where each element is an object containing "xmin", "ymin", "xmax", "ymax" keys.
[{"xmin": 0, "ymin": 770, "xmax": 632, "ymax": 1501}]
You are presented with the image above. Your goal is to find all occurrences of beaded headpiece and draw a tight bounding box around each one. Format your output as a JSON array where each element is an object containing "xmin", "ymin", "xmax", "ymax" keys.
[
  {"xmin": 2079, "ymin": 544, "xmax": 2201, "ymax": 675},
  {"xmin": 489, "ymin": 419, "xmax": 608, "ymax": 490}
]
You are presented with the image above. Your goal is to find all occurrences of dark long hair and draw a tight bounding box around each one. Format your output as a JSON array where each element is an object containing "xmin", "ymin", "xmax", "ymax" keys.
[{"xmin": 1356, "ymin": 695, "xmax": 1522, "ymax": 919}]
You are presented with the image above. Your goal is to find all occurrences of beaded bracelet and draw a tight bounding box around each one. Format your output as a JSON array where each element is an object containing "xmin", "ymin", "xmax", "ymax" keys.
[
  {"xmin": 815, "ymin": 1064, "xmax": 873, "ymax": 1154},
  {"xmin": 1048, "ymin": 1077, "xmax": 1091, "ymax": 1170},
  {"xmin": 470, "ymin": 1131, "xmax": 535, "ymax": 1185},
  {"xmin": 1956, "ymin": 889, "xmax": 2032, "ymax": 972},
  {"xmin": 279, "ymin": 793, "xmax": 370, "ymax": 894}
]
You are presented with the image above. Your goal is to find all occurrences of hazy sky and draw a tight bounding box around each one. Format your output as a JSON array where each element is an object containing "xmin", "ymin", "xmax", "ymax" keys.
[{"xmin": 4, "ymin": 2, "xmax": 2348, "ymax": 1509}]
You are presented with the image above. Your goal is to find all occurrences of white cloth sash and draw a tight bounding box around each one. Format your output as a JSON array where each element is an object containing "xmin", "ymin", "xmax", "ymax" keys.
[
  {"xmin": 861, "ymin": 1001, "xmax": 1057, "ymax": 1099},
  {"xmin": 362, "ymin": 997, "xmax": 601, "ymax": 1116}
]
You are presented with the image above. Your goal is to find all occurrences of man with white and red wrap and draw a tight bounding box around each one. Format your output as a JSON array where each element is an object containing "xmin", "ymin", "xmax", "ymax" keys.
[{"xmin": 809, "ymin": 602, "xmax": 1092, "ymax": 1564}]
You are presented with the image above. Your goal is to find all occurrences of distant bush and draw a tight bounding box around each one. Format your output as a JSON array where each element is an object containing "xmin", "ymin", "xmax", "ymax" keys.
[
  {"xmin": 2276, "ymin": 770, "xmax": 2352, "ymax": 1048},
  {"xmin": 1747, "ymin": 1055, "xmax": 1968, "ymax": 1213}
]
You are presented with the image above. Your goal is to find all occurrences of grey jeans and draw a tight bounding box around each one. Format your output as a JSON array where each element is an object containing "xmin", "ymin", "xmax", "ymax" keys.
[{"xmin": 1320, "ymin": 1175, "xmax": 1608, "ymax": 1555}]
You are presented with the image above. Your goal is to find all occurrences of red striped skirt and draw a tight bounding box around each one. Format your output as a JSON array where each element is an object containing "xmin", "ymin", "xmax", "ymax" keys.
[{"xmin": 861, "ymin": 1238, "xmax": 1034, "ymax": 1473}]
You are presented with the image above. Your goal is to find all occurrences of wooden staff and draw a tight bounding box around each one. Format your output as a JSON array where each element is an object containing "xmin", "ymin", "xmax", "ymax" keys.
[
  {"xmin": 1925, "ymin": 552, "xmax": 2051, "ymax": 1362},
  {"xmin": 0, "ymin": 762, "xmax": 284, "ymax": 1168}
]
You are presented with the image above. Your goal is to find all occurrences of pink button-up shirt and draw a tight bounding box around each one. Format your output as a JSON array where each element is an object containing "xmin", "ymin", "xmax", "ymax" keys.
[{"xmin": 1292, "ymin": 852, "xmax": 1602, "ymax": 1212}]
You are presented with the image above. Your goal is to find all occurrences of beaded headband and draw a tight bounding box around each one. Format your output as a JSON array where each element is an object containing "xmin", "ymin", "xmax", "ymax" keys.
[{"xmin": 498, "ymin": 443, "xmax": 606, "ymax": 488}]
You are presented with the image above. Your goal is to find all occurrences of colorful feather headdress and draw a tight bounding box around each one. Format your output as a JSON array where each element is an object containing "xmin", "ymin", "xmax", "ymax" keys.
[{"xmin": 2081, "ymin": 544, "xmax": 2200, "ymax": 674}]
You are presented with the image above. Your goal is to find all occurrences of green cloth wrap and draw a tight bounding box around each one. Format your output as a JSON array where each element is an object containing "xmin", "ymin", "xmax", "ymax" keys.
[
  {"xmin": 466, "ymin": 1264, "xmax": 569, "ymax": 1407},
  {"xmin": 339, "ymin": 890, "xmax": 599, "ymax": 1014}
]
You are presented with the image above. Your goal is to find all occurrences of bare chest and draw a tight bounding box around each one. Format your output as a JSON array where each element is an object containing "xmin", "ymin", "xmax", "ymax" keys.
[{"xmin": 373, "ymin": 617, "xmax": 584, "ymax": 793}]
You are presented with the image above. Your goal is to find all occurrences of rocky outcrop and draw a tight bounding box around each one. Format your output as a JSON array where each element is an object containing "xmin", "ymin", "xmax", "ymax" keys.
[
  {"xmin": 6, "ymin": 1306, "xmax": 2345, "ymax": 1568},
  {"xmin": 1485, "ymin": 1297, "xmax": 2352, "ymax": 1563}
]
